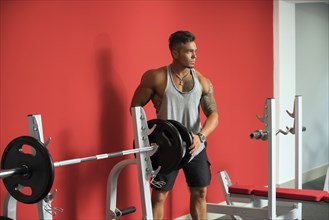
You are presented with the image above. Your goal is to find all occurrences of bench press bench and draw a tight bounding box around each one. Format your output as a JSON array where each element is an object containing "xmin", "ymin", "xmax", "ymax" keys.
[
  {"xmin": 207, "ymin": 169, "xmax": 329, "ymax": 220},
  {"xmin": 229, "ymin": 185, "xmax": 329, "ymax": 203}
]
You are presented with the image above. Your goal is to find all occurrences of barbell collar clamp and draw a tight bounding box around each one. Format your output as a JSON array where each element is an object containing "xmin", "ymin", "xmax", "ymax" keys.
[{"xmin": 250, "ymin": 130, "xmax": 268, "ymax": 141}]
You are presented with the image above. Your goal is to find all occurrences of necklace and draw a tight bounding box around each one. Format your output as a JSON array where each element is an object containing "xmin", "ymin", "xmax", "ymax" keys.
[{"xmin": 172, "ymin": 67, "xmax": 190, "ymax": 86}]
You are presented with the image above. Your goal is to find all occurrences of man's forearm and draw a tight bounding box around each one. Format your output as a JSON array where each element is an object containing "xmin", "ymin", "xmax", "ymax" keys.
[{"xmin": 200, "ymin": 112, "xmax": 218, "ymax": 137}]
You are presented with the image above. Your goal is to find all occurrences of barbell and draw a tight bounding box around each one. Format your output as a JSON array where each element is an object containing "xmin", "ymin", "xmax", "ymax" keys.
[{"xmin": 0, "ymin": 119, "xmax": 193, "ymax": 204}]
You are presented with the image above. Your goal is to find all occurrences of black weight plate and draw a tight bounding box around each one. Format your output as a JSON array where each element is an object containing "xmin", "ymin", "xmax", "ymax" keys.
[
  {"xmin": 148, "ymin": 119, "xmax": 183, "ymax": 175},
  {"xmin": 1, "ymin": 136, "xmax": 55, "ymax": 204},
  {"xmin": 168, "ymin": 120, "xmax": 193, "ymax": 168}
]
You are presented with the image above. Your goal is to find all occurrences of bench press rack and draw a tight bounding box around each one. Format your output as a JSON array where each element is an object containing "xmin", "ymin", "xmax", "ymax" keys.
[
  {"xmin": 2, "ymin": 106, "xmax": 156, "ymax": 220},
  {"xmin": 207, "ymin": 96, "xmax": 329, "ymax": 219}
]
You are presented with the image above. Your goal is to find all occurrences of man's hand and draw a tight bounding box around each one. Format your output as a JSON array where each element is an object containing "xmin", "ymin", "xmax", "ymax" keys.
[{"xmin": 189, "ymin": 132, "xmax": 202, "ymax": 156}]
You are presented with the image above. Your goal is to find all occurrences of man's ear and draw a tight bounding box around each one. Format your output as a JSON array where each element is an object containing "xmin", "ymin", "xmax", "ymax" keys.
[{"xmin": 172, "ymin": 50, "xmax": 179, "ymax": 59}]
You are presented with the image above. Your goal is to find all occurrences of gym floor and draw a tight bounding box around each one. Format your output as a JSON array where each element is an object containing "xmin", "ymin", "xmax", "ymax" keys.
[
  {"xmin": 216, "ymin": 175, "xmax": 329, "ymax": 220},
  {"xmin": 302, "ymin": 175, "xmax": 329, "ymax": 220}
]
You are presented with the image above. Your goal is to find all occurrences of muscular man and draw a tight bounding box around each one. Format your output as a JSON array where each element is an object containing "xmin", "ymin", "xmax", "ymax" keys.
[{"xmin": 130, "ymin": 30, "xmax": 218, "ymax": 219}]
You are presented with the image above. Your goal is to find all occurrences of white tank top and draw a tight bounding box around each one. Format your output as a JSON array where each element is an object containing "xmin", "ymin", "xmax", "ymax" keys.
[{"xmin": 156, "ymin": 65, "xmax": 202, "ymax": 134}]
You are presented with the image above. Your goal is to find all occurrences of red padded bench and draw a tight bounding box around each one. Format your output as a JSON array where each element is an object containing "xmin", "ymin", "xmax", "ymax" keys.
[
  {"xmin": 229, "ymin": 185, "xmax": 329, "ymax": 202},
  {"xmin": 324, "ymin": 193, "xmax": 329, "ymax": 202}
]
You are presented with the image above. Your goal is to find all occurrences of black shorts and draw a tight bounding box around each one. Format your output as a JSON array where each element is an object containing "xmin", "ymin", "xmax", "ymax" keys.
[{"xmin": 151, "ymin": 146, "xmax": 211, "ymax": 191}]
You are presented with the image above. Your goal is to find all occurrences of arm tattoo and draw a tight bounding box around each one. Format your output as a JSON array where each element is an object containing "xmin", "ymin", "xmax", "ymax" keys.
[{"xmin": 201, "ymin": 79, "xmax": 218, "ymax": 116}]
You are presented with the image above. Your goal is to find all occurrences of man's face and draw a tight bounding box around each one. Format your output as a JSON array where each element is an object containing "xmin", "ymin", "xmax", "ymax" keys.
[{"xmin": 173, "ymin": 41, "xmax": 197, "ymax": 68}]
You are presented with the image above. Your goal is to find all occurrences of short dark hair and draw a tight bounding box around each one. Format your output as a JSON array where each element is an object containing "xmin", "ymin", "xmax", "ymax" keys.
[{"xmin": 169, "ymin": 30, "xmax": 195, "ymax": 51}]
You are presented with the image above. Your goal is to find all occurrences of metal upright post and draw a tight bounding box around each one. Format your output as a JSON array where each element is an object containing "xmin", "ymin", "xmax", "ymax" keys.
[
  {"xmin": 28, "ymin": 114, "xmax": 45, "ymax": 143},
  {"xmin": 28, "ymin": 114, "xmax": 53, "ymax": 220},
  {"xmin": 294, "ymin": 96, "xmax": 303, "ymax": 219},
  {"xmin": 267, "ymin": 99, "xmax": 276, "ymax": 220},
  {"xmin": 294, "ymin": 96, "xmax": 302, "ymax": 190},
  {"xmin": 131, "ymin": 107, "xmax": 154, "ymax": 220},
  {"xmin": 2, "ymin": 193, "xmax": 17, "ymax": 219}
]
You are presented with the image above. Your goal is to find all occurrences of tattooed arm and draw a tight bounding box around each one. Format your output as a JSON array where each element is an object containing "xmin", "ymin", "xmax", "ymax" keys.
[
  {"xmin": 189, "ymin": 73, "xmax": 218, "ymax": 155},
  {"xmin": 199, "ymin": 76, "xmax": 219, "ymax": 138}
]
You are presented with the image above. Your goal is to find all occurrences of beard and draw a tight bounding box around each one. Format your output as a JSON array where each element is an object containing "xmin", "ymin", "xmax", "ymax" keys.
[
  {"xmin": 183, "ymin": 61, "xmax": 194, "ymax": 69},
  {"xmin": 176, "ymin": 58, "xmax": 195, "ymax": 69},
  {"xmin": 185, "ymin": 64, "xmax": 194, "ymax": 69}
]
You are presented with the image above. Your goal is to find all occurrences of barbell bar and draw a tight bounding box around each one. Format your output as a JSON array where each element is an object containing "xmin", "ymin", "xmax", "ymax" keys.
[
  {"xmin": 0, "ymin": 119, "xmax": 193, "ymax": 204},
  {"xmin": 53, "ymin": 146, "xmax": 156, "ymax": 168},
  {"xmin": 0, "ymin": 166, "xmax": 29, "ymax": 179},
  {"xmin": 0, "ymin": 145, "xmax": 156, "ymax": 178}
]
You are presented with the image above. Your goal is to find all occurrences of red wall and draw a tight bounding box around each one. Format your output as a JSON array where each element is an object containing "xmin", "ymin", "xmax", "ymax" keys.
[{"xmin": 0, "ymin": 1, "xmax": 273, "ymax": 219}]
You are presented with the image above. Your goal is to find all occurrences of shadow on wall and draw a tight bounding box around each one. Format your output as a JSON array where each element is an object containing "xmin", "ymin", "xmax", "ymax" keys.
[
  {"xmin": 94, "ymin": 33, "xmax": 130, "ymax": 217},
  {"xmin": 56, "ymin": 129, "xmax": 78, "ymax": 218},
  {"xmin": 56, "ymin": 33, "xmax": 130, "ymax": 219},
  {"xmin": 95, "ymin": 33, "xmax": 127, "ymax": 151}
]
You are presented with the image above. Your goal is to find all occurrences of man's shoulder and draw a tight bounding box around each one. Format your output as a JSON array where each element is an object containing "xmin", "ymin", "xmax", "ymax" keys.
[
  {"xmin": 140, "ymin": 66, "xmax": 167, "ymax": 88},
  {"xmin": 143, "ymin": 66, "xmax": 167, "ymax": 79},
  {"xmin": 194, "ymin": 69, "xmax": 208, "ymax": 83},
  {"xmin": 194, "ymin": 70, "xmax": 213, "ymax": 93},
  {"xmin": 145, "ymin": 66, "xmax": 167, "ymax": 75}
]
